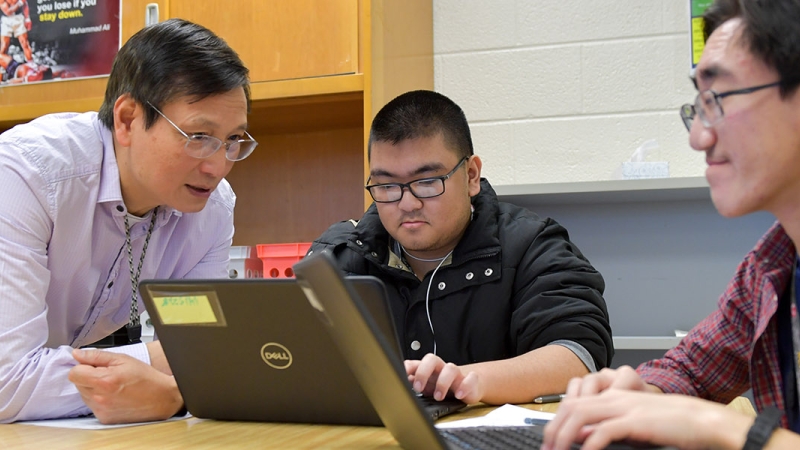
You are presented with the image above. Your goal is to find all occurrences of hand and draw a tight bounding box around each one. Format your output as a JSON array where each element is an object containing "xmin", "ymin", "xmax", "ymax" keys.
[
  {"xmin": 68, "ymin": 348, "xmax": 183, "ymax": 424},
  {"xmin": 563, "ymin": 365, "xmax": 659, "ymax": 399},
  {"xmin": 24, "ymin": 17, "xmax": 31, "ymax": 31},
  {"xmin": 404, "ymin": 353, "xmax": 483, "ymax": 404},
  {"xmin": 543, "ymin": 390, "xmax": 752, "ymax": 450}
]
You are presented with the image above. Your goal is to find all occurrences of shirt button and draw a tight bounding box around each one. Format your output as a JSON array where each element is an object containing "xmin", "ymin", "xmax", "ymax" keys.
[
  {"xmin": 116, "ymin": 205, "xmax": 124, "ymax": 212},
  {"xmin": 410, "ymin": 340, "xmax": 421, "ymax": 351},
  {"xmin": 465, "ymin": 272, "xmax": 474, "ymax": 280},
  {"xmin": 484, "ymin": 268, "xmax": 493, "ymax": 276},
  {"xmin": 107, "ymin": 281, "xmax": 113, "ymax": 288},
  {"xmin": 395, "ymin": 264, "xmax": 403, "ymax": 269},
  {"xmin": 437, "ymin": 282, "xmax": 446, "ymax": 290}
]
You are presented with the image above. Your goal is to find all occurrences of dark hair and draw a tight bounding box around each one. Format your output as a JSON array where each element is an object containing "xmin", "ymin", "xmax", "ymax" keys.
[
  {"xmin": 368, "ymin": 90, "xmax": 473, "ymax": 160},
  {"xmin": 98, "ymin": 19, "xmax": 250, "ymax": 130},
  {"xmin": 41, "ymin": 67, "xmax": 53, "ymax": 81},
  {"xmin": 703, "ymin": 0, "xmax": 800, "ymax": 97}
]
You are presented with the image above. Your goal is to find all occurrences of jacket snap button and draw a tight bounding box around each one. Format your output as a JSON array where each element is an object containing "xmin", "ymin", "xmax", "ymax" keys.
[
  {"xmin": 371, "ymin": 252, "xmax": 378, "ymax": 257},
  {"xmin": 465, "ymin": 272, "xmax": 474, "ymax": 280},
  {"xmin": 411, "ymin": 340, "xmax": 421, "ymax": 351},
  {"xmin": 437, "ymin": 282, "xmax": 446, "ymax": 290},
  {"xmin": 356, "ymin": 240, "xmax": 363, "ymax": 246},
  {"xmin": 484, "ymin": 268, "xmax": 493, "ymax": 276}
]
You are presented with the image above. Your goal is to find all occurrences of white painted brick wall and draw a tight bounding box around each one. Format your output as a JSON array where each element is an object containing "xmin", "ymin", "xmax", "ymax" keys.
[{"xmin": 434, "ymin": 0, "xmax": 706, "ymax": 184}]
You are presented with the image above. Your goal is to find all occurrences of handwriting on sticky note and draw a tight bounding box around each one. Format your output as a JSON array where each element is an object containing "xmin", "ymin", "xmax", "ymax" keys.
[{"xmin": 153, "ymin": 294, "xmax": 218, "ymax": 325}]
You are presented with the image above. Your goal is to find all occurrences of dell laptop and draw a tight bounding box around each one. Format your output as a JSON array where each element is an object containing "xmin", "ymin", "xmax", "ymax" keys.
[{"xmin": 140, "ymin": 277, "xmax": 463, "ymax": 426}]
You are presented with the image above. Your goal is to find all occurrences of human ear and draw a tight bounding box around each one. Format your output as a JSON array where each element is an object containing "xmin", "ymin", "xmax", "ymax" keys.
[
  {"xmin": 113, "ymin": 94, "xmax": 139, "ymax": 147},
  {"xmin": 467, "ymin": 155, "xmax": 482, "ymax": 197}
]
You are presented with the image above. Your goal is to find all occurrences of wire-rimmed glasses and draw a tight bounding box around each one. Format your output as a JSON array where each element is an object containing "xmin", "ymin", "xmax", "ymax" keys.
[
  {"xmin": 679, "ymin": 81, "xmax": 782, "ymax": 131},
  {"xmin": 147, "ymin": 101, "xmax": 258, "ymax": 161}
]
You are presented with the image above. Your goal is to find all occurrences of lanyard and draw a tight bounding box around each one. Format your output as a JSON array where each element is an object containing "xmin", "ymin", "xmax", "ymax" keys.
[{"xmin": 123, "ymin": 207, "xmax": 158, "ymax": 345}]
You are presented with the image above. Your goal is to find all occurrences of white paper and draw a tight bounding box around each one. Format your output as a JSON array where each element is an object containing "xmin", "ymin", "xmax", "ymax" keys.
[
  {"xmin": 435, "ymin": 404, "xmax": 554, "ymax": 429},
  {"xmin": 17, "ymin": 413, "xmax": 191, "ymax": 429}
]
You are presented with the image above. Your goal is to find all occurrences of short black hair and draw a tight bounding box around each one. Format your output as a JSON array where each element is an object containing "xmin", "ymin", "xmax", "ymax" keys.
[
  {"xmin": 703, "ymin": 0, "xmax": 800, "ymax": 97},
  {"xmin": 98, "ymin": 19, "xmax": 250, "ymax": 130},
  {"xmin": 368, "ymin": 90, "xmax": 474, "ymax": 161}
]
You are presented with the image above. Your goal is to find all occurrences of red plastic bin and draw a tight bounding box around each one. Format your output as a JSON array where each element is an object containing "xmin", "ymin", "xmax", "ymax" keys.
[{"xmin": 256, "ymin": 242, "xmax": 312, "ymax": 278}]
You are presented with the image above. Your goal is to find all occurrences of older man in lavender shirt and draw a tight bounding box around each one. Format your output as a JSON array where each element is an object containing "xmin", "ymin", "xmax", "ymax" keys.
[{"xmin": 0, "ymin": 19, "xmax": 256, "ymax": 424}]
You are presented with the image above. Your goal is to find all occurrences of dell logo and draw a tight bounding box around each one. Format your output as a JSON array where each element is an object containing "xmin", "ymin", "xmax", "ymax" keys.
[{"xmin": 260, "ymin": 342, "xmax": 293, "ymax": 369}]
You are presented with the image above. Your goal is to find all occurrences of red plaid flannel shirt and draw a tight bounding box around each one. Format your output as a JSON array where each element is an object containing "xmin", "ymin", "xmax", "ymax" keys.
[{"xmin": 637, "ymin": 221, "xmax": 794, "ymax": 427}]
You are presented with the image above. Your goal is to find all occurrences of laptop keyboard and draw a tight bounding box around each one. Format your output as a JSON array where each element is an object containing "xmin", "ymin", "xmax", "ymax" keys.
[{"xmin": 440, "ymin": 426, "xmax": 579, "ymax": 450}]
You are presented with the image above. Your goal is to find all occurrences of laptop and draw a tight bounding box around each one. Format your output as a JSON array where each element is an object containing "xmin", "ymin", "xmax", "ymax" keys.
[
  {"xmin": 292, "ymin": 251, "xmax": 676, "ymax": 450},
  {"xmin": 139, "ymin": 277, "xmax": 464, "ymax": 426}
]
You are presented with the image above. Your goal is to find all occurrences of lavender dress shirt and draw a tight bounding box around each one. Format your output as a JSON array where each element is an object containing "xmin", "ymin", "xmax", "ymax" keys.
[{"xmin": 0, "ymin": 112, "xmax": 235, "ymax": 422}]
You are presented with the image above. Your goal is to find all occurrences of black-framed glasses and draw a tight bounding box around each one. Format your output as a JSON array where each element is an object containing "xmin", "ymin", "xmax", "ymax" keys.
[
  {"xmin": 679, "ymin": 81, "xmax": 782, "ymax": 131},
  {"xmin": 147, "ymin": 101, "xmax": 258, "ymax": 161},
  {"xmin": 365, "ymin": 157, "xmax": 468, "ymax": 203}
]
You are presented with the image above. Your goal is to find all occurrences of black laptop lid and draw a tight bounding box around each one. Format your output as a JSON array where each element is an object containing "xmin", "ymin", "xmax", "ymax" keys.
[
  {"xmin": 294, "ymin": 252, "xmax": 452, "ymax": 449},
  {"xmin": 139, "ymin": 277, "xmax": 399, "ymax": 426}
]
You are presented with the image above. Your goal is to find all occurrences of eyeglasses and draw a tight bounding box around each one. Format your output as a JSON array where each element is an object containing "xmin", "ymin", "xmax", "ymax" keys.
[
  {"xmin": 365, "ymin": 157, "xmax": 468, "ymax": 203},
  {"xmin": 679, "ymin": 81, "xmax": 782, "ymax": 131},
  {"xmin": 147, "ymin": 101, "xmax": 258, "ymax": 161}
]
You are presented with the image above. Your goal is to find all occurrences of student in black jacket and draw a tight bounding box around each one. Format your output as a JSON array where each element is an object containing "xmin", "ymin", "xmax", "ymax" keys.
[{"xmin": 310, "ymin": 90, "xmax": 613, "ymax": 405}]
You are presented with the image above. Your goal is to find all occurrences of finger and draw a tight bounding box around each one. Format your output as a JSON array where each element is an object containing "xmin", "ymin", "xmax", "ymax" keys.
[
  {"xmin": 579, "ymin": 417, "xmax": 643, "ymax": 450},
  {"xmin": 431, "ymin": 362, "xmax": 461, "ymax": 401},
  {"xmin": 579, "ymin": 368, "xmax": 621, "ymax": 396},
  {"xmin": 548, "ymin": 397, "xmax": 618, "ymax": 450},
  {"xmin": 72, "ymin": 348, "xmax": 119, "ymax": 368},
  {"xmin": 67, "ymin": 363, "xmax": 95, "ymax": 386},
  {"xmin": 453, "ymin": 371, "xmax": 481, "ymax": 404},
  {"xmin": 411, "ymin": 354, "xmax": 442, "ymax": 393},
  {"xmin": 404, "ymin": 359, "xmax": 421, "ymax": 375},
  {"xmin": 564, "ymin": 376, "xmax": 584, "ymax": 398},
  {"xmin": 609, "ymin": 365, "xmax": 646, "ymax": 391}
]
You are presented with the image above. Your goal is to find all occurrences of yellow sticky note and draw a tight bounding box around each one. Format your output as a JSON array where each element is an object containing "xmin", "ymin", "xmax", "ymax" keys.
[{"xmin": 153, "ymin": 294, "xmax": 218, "ymax": 325}]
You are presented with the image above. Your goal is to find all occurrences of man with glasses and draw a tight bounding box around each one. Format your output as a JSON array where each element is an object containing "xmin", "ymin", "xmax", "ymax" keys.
[
  {"xmin": 0, "ymin": 19, "xmax": 255, "ymax": 424},
  {"xmin": 310, "ymin": 90, "xmax": 613, "ymax": 405},
  {"xmin": 543, "ymin": 1, "xmax": 800, "ymax": 449}
]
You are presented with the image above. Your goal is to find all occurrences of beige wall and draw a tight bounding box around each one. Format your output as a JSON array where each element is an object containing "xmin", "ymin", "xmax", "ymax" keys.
[{"xmin": 433, "ymin": 0, "xmax": 705, "ymax": 185}]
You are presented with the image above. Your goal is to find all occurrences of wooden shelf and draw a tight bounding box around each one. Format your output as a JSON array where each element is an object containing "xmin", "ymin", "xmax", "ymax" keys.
[
  {"xmin": 250, "ymin": 73, "xmax": 363, "ymax": 102},
  {"xmin": 0, "ymin": 74, "xmax": 365, "ymax": 131},
  {"xmin": 495, "ymin": 177, "xmax": 710, "ymax": 205}
]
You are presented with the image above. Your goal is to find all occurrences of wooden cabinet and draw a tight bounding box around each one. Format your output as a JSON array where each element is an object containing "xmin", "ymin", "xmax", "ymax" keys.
[
  {"xmin": 170, "ymin": 0, "xmax": 359, "ymax": 83},
  {"xmin": 0, "ymin": 0, "xmax": 433, "ymax": 246}
]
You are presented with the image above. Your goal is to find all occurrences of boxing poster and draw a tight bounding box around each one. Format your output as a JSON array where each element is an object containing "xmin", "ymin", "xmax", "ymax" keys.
[{"xmin": 1, "ymin": 0, "xmax": 120, "ymax": 85}]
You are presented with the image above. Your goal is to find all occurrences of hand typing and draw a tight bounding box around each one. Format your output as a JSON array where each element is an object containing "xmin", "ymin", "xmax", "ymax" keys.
[{"xmin": 405, "ymin": 353, "xmax": 483, "ymax": 404}]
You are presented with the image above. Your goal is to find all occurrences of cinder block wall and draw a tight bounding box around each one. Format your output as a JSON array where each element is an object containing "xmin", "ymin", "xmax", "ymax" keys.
[{"xmin": 433, "ymin": 0, "xmax": 704, "ymax": 185}]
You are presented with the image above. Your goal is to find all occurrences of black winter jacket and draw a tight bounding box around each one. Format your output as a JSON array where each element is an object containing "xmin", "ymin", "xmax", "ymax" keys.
[{"xmin": 309, "ymin": 179, "xmax": 614, "ymax": 369}]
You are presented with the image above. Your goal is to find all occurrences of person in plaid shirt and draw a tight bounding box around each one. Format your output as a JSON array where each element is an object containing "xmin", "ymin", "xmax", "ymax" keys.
[{"xmin": 543, "ymin": 1, "xmax": 800, "ymax": 449}]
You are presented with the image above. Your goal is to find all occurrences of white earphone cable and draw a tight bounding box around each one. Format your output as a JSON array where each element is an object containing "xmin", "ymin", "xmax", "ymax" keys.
[{"xmin": 424, "ymin": 249, "xmax": 453, "ymax": 356}]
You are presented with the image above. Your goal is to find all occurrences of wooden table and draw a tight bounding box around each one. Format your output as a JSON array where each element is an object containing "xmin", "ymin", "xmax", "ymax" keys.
[{"xmin": 0, "ymin": 399, "xmax": 754, "ymax": 449}]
